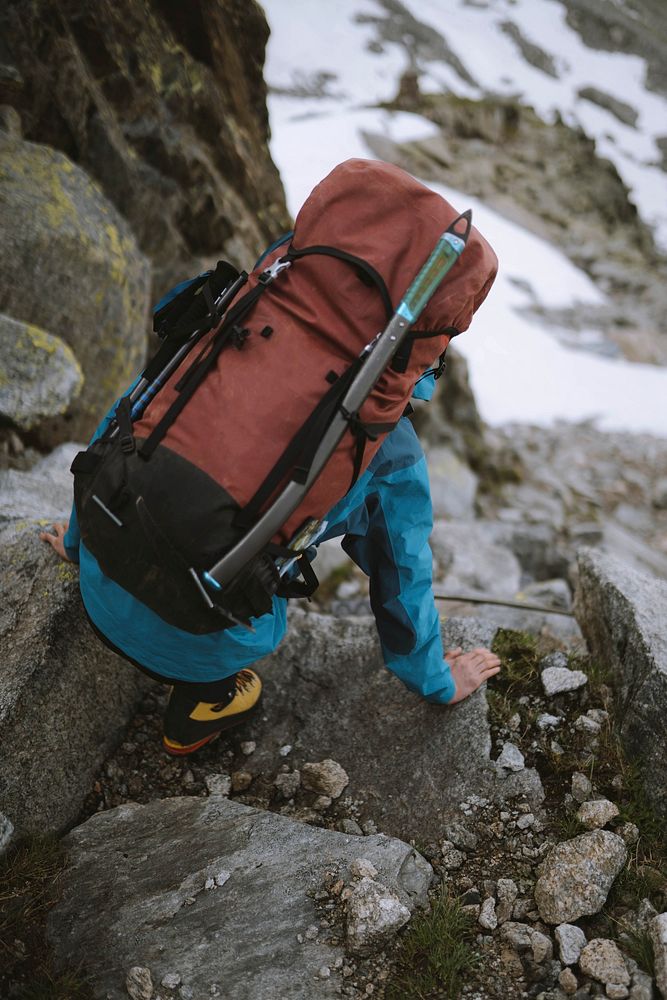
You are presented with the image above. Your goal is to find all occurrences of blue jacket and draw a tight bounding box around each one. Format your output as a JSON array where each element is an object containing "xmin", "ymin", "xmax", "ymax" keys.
[{"xmin": 64, "ymin": 396, "xmax": 455, "ymax": 704}]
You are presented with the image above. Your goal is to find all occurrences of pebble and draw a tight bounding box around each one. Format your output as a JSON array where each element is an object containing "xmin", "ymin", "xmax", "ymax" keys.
[
  {"xmin": 616, "ymin": 822, "xmax": 639, "ymax": 845},
  {"xmin": 204, "ymin": 774, "xmax": 231, "ymax": 798},
  {"xmin": 317, "ymin": 966, "xmax": 331, "ymax": 979},
  {"xmin": 534, "ymin": 831, "xmax": 627, "ymax": 924},
  {"xmin": 274, "ymin": 771, "xmax": 301, "ymax": 799},
  {"xmin": 313, "ymin": 795, "xmax": 332, "ymax": 811},
  {"xmin": 541, "ymin": 667, "xmax": 588, "ymax": 696},
  {"xmin": 161, "ymin": 973, "xmax": 181, "ymax": 989},
  {"xmin": 215, "ymin": 871, "xmax": 231, "ymax": 888},
  {"xmin": 279, "ymin": 744, "xmax": 292, "ymax": 756},
  {"xmin": 576, "ymin": 799, "xmax": 619, "ymax": 830},
  {"xmin": 530, "ymin": 929, "xmax": 554, "ymax": 964},
  {"xmin": 536, "ymin": 713, "xmax": 562, "ymax": 730},
  {"xmin": 345, "ymin": 877, "xmax": 411, "ymax": 955},
  {"xmin": 496, "ymin": 878, "xmax": 518, "ymax": 924},
  {"xmin": 339, "ymin": 818, "xmax": 364, "ymax": 835},
  {"xmin": 574, "ymin": 714, "xmax": 602, "ymax": 735},
  {"xmin": 442, "ymin": 821, "xmax": 478, "ymax": 850},
  {"xmin": 240, "ymin": 741, "xmax": 256, "ymax": 756},
  {"xmin": 305, "ymin": 925, "xmax": 319, "ymax": 940},
  {"xmin": 517, "ymin": 813, "xmax": 535, "ymax": 830},
  {"xmin": 555, "ymin": 923, "xmax": 587, "ymax": 966},
  {"xmin": 301, "ymin": 759, "xmax": 349, "ymax": 798},
  {"xmin": 440, "ymin": 839, "xmax": 466, "ymax": 870},
  {"xmin": 579, "ymin": 939, "xmax": 630, "ymax": 986},
  {"xmin": 605, "ymin": 985, "xmax": 628, "ymax": 999},
  {"xmin": 540, "ymin": 652, "xmax": 570, "ymax": 672},
  {"xmin": 126, "ymin": 966, "xmax": 153, "ymax": 1000},
  {"xmin": 571, "ymin": 772, "xmax": 593, "ymax": 803},
  {"xmin": 231, "ymin": 770, "xmax": 252, "ymax": 793},
  {"xmin": 496, "ymin": 742, "xmax": 525, "ymax": 772},
  {"xmin": 179, "ymin": 988, "xmax": 194, "ymax": 1000},
  {"xmin": 350, "ymin": 858, "xmax": 378, "ymax": 880},
  {"xmin": 559, "ymin": 967, "xmax": 578, "ymax": 995},
  {"xmin": 478, "ymin": 897, "xmax": 498, "ymax": 930}
]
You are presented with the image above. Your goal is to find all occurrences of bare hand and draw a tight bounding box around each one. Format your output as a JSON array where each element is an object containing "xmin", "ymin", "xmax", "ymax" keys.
[
  {"xmin": 445, "ymin": 646, "xmax": 501, "ymax": 704},
  {"xmin": 39, "ymin": 521, "xmax": 72, "ymax": 562}
]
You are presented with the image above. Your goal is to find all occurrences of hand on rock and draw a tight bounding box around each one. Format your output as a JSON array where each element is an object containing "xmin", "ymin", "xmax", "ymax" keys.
[
  {"xmin": 39, "ymin": 521, "xmax": 72, "ymax": 562},
  {"xmin": 445, "ymin": 646, "xmax": 501, "ymax": 704}
]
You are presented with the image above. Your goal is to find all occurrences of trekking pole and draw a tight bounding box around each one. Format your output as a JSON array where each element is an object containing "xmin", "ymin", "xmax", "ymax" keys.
[
  {"xmin": 203, "ymin": 211, "xmax": 472, "ymax": 596},
  {"xmin": 109, "ymin": 271, "xmax": 248, "ymax": 434}
]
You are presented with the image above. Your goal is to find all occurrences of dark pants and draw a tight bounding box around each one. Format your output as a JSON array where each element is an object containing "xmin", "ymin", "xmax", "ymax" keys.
[{"xmin": 84, "ymin": 610, "xmax": 238, "ymax": 727}]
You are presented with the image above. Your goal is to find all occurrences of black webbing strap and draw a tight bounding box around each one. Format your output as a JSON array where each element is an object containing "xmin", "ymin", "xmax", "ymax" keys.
[
  {"xmin": 391, "ymin": 325, "xmax": 458, "ymax": 374},
  {"xmin": 138, "ymin": 280, "xmax": 273, "ymax": 460},
  {"xmin": 284, "ymin": 244, "xmax": 394, "ymax": 322},
  {"xmin": 345, "ymin": 416, "xmax": 397, "ymax": 491},
  {"xmin": 234, "ymin": 359, "xmax": 364, "ymax": 531},
  {"xmin": 276, "ymin": 554, "xmax": 319, "ymax": 599},
  {"xmin": 115, "ymin": 396, "xmax": 135, "ymax": 454},
  {"xmin": 152, "ymin": 260, "xmax": 240, "ymax": 341}
]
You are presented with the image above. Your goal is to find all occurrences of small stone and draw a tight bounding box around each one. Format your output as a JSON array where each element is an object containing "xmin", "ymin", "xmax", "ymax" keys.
[
  {"xmin": 204, "ymin": 774, "xmax": 231, "ymax": 797},
  {"xmin": 605, "ymin": 985, "xmax": 628, "ymax": 999},
  {"xmin": 440, "ymin": 840, "xmax": 466, "ymax": 870},
  {"xmin": 540, "ymin": 652, "xmax": 570, "ymax": 672},
  {"xmin": 509, "ymin": 713, "xmax": 521, "ymax": 730},
  {"xmin": 586, "ymin": 709, "xmax": 609, "ymax": 725},
  {"xmin": 161, "ymin": 973, "xmax": 181, "ymax": 990},
  {"xmin": 616, "ymin": 822, "xmax": 639, "ymax": 845},
  {"xmin": 541, "ymin": 668, "xmax": 588, "ymax": 696},
  {"xmin": 279, "ymin": 744, "xmax": 292, "ymax": 756},
  {"xmin": 517, "ymin": 813, "xmax": 535, "ymax": 830},
  {"xmin": 179, "ymin": 988, "xmax": 193, "ymax": 1000},
  {"xmin": 535, "ymin": 832, "xmax": 627, "ymax": 924},
  {"xmin": 575, "ymin": 715, "xmax": 602, "ymax": 736},
  {"xmin": 301, "ymin": 759, "xmax": 349, "ymax": 798},
  {"xmin": 559, "ymin": 967, "xmax": 578, "ymax": 994},
  {"xmin": 350, "ymin": 858, "xmax": 378, "ymax": 880},
  {"xmin": 214, "ymin": 871, "xmax": 231, "ymax": 888},
  {"xmin": 338, "ymin": 818, "xmax": 363, "ymax": 835},
  {"xmin": 317, "ymin": 966, "xmax": 331, "ymax": 979},
  {"xmin": 240, "ymin": 741, "xmax": 256, "ymax": 756},
  {"xmin": 231, "ymin": 770, "xmax": 252, "ymax": 793},
  {"xmin": 576, "ymin": 799, "xmax": 619, "ymax": 830},
  {"xmin": 345, "ymin": 877, "xmax": 411, "ymax": 955},
  {"xmin": 537, "ymin": 713, "xmax": 562, "ymax": 730},
  {"xmin": 313, "ymin": 795, "xmax": 332, "ymax": 811},
  {"xmin": 442, "ymin": 821, "xmax": 478, "ymax": 850},
  {"xmin": 204, "ymin": 877, "xmax": 215, "ymax": 890},
  {"xmin": 478, "ymin": 897, "xmax": 498, "ymax": 930},
  {"xmin": 274, "ymin": 771, "xmax": 301, "ymax": 800},
  {"xmin": 126, "ymin": 966, "xmax": 153, "ymax": 1000},
  {"xmin": 579, "ymin": 939, "xmax": 630, "ymax": 986},
  {"xmin": 571, "ymin": 772, "xmax": 593, "ymax": 803},
  {"xmin": 530, "ymin": 929, "xmax": 554, "ymax": 964},
  {"xmin": 305, "ymin": 924, "xmax": 319, "ymax": 941},
  {"xmin": 361, "ymin": 819, "xmax": 378, "ymax": 835},
  {"xmin": 496, "ymin": 879, "xmax": 518, "ymax": 924},
  {"xmin": 650, "ymin": 912, "xmax": 667, "ymax": 999},
  {"xmin": 500, "ymin": 921, "xmax": 533, "ymax": 952},
  {"xmin": 496, "ymin": 742, "xmax": 525, "ymax": 772},
  {"xmin": 555, "ymin": 923, "xmax": 587, "ymax": 966}
]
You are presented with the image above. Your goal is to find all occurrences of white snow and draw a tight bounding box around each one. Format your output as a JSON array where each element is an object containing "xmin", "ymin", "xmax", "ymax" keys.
[{"xmin": 262, "ymin": 0, "xmax": 667, "ymax": 436}]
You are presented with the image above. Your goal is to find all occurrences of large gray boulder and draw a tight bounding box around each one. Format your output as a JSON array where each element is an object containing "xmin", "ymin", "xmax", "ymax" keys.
[
  {"xmin": 247, "ymin": 611, "xmax": 544, "ymax": 842},
  {"xmin": 0, "ymin": 134, "xmax": 149, "ymax": 444},
  {"xmin": 47, "ymin": 796, "xmax": 432, "ymax": 1000},
  {"xmin": 0, "ymin": 446, "xmax": 150, "ymax": 836},
  {"xmin": 574, "ymin": 547, "xmax": 667, "ymax": 817},
  {"xmin": 0, "ymin": 313, "xmax": 83, "ymax": 430}
]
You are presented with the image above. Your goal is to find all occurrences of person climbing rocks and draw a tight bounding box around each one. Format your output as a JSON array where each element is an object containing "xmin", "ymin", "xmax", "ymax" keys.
[{"xmin": 40, "ymin": 159, "xmax": 501, "ymax": 756}]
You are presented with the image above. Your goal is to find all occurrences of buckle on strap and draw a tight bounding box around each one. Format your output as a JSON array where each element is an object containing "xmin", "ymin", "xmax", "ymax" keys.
[{"xmin": 258, "ymin": 257, "xmax": 292, "ymax": 285}]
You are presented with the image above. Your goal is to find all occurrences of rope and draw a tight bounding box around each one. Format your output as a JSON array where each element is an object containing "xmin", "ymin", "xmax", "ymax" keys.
[{"xmin": 432, "ymin": 591, "xmax": 574, "ymax": 618}]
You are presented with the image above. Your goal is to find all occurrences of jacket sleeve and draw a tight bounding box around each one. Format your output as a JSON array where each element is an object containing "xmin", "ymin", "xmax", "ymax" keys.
[{"xmin": 339, "ymin": 419, "xmax": 455, "ymax": 704}]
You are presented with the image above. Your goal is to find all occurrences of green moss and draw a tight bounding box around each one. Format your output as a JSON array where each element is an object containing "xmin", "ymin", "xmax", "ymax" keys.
[{"xmin": 385, "ymin": 886, "xmax": 478, "ymax": 1000}]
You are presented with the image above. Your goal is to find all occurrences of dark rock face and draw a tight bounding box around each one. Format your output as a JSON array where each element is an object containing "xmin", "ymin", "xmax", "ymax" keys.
[
  {"xmin": 574, "ymin": 547, "xmax": 667, "ymax": 818},
  {"xmin": 47, "ymin": 796, "xmax": 432, "ymax": 999},
  {"xmin": 1, "ymin": 0, "xmax": 290, "ymax": 296}
]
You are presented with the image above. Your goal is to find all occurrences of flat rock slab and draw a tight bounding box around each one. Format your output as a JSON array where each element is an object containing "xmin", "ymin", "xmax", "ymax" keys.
[
  {"xmin": 248, "ymin": 612, "xmax": 543, "ymax": 841},
  {"xmin": 47, "ymin": 796, "xmax": 432, "ymax": 1000},
  {"xmin": 574, "ymin": 547, "xmax": 667, "ymax": 817}
]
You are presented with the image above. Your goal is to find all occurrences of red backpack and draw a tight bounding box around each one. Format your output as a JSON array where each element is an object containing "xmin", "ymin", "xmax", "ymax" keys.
[{"xmin": 71, "ymin": 159, "xmax": 497, "ymax": 633}]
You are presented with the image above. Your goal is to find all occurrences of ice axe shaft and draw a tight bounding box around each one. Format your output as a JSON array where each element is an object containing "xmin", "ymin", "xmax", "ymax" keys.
[{"xmin": 205, "ymin": 210, "xmax": 472, "ymax": 592}]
